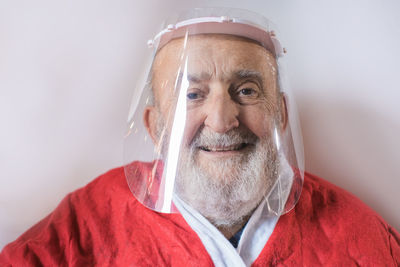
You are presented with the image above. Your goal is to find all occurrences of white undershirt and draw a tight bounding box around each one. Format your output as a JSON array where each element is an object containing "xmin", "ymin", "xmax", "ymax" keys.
[{"xmin": 174, "ymin": 196, "xmax": 279, "ymax": 267}]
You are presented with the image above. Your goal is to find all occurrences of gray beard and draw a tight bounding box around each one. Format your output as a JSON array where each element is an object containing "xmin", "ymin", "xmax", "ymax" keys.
[{"xmin": 174, "ymin": 127, "xmax": 279, "ymax": 227}]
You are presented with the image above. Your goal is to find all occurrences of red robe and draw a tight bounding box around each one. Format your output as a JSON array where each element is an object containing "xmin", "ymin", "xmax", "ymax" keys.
[{"xmin": 1, "ymin": 164, "xmax": 399, "ymax": 266}]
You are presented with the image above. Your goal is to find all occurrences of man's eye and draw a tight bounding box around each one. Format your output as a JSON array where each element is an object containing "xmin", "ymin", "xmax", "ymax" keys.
[
  {"xmin": 187, "ymin": 88, "xmax": 205, "ymax": 103},
  {"xmin": 239, "ymin": 88, "xmax": 255, "ymax": 96},
  {"xmin": 234, "ymin": 83, "xmax": 261, "ymax": 104},
  {"xmin": 237, "ymin": 87, "xmax": 259, "ymax": 97},
  {"xmin": 187, "ymin": 92, "xmax": 199, "ymax": 100}
]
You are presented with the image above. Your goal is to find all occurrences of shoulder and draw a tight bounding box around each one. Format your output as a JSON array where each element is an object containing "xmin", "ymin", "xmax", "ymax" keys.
[
  {"xmin": 261, "ymin": 172, "xmax": 399, "ymax": 266},
  {"xmin": 67, "ymin": 161, "xmax": 156, "ymax": 215},
  {"xmin": 0, "ymin": 165, "xmax": 136, "ymax": 265},
  {"xmin": 70, "ymin": 165, "xmax": 132, "ymax": 209},
  {"xmin": 300, "ymin": 172, "xmax": 386, "ymax": 225},
  {"xmin": 298, "ymin": 172, "xmax": 390, "ymax": 237},
  {"xmin": 293, "ymin": 172, "xmax": 400, "ymax": 265},
  {"xmin": 0, "ymin": 163, "xmax": 208, "ymax": 266}
]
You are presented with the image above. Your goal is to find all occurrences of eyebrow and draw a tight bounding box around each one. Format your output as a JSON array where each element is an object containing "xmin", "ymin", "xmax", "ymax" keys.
[
  {"xmin": 233, "ymin": 69, "xmax": 263, "ymax": 88},
  {"xmin": 185, "ymin": 69, "xmax": 263, "ymax": 85},
  {"xmin": 234, "ymin": 69, "xmax": 262, "ymax": 81},
  {"xmin": 187, "ymin": 72, "xmax": 212, "ymax": 83}
]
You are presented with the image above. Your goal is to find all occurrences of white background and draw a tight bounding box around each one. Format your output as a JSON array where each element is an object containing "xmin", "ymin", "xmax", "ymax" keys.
[{"xmin": 1, "ymin": 0, "xmax": 399, "ymax": 250}]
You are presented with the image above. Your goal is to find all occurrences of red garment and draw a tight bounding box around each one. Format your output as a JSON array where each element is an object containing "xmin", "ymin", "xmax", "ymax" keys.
[{"xmin": 1, "ymin": 164, "xmax": 399, "ymax": 266}]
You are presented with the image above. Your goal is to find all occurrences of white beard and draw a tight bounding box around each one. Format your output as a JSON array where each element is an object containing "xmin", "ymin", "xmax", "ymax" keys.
[{"xmin": 174, "ymin": 127, "xmax": 279, "ymax": 227}]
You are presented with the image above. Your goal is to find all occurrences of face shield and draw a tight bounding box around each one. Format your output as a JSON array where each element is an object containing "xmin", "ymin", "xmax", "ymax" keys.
[{"xmin": 123, "ymin": 8, "xmax": 304, "ymax": 222}]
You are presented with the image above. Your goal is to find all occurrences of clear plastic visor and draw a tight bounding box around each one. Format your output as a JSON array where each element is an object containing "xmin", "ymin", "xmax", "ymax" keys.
[{"xmin": 124, "ymin": 15, "xmax": 303, "ymax": 221}]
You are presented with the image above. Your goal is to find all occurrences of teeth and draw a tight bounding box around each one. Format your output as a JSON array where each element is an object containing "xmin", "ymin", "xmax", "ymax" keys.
[{"xmin": 200, "ymin": 143, "xmax": 246, "ymax": 152}]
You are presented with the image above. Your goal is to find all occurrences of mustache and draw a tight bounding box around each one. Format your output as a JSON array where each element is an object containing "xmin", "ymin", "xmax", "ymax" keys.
[{"xmin": 191, "ymin": 127, "xmax": 259, "ymax": 148}]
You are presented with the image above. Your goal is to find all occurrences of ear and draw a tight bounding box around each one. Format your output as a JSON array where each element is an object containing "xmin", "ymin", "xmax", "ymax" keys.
[
  {"xmin": 143, "ymin": 105, "xmax": 159, "ymax": 144},
  {"xmin": 279, "ymin": 92, "xmax": 288, "ymax": 131}
]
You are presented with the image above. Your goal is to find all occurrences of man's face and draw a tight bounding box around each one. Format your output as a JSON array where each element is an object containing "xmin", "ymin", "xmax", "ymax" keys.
[
  {"xmin": 146, "ymin": 34, "xmax": 284, "ymax": 226},
  {"xmin": 152, "ymin": 34, "xmax": 280, "ymax": 144}
]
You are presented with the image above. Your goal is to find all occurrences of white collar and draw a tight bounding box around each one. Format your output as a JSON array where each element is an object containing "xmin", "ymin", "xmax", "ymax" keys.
[{"xmin": 174, "ymin": 195, "xmax": 279, "ymax": 267}]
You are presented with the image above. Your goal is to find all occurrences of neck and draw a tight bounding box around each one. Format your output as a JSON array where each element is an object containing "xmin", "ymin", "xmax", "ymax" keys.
[{"xmin": 214, "ymin": 215, "xmax": 251, "ymax": 239}]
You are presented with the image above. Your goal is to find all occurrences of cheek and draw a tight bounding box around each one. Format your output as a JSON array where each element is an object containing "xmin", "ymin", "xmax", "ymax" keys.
[
  {"xmin": 239, "ymin": 106, "xmax": 275, "ymax": 138},
  {"xmin": 182, "ymin": 110, "xmax": 205, "ymax": 146}
]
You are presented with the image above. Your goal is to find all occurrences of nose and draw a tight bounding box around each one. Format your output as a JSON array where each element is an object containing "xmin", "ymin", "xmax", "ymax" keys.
[{"xmin": 204, "ymin": 91, "xmax": 239, "ymax": 133}]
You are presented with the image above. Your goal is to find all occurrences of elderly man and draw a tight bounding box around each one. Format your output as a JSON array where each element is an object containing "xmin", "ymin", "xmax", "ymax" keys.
[{"xmin": 1, "ymin": 8, "xmax": 399, "ymax": 266}]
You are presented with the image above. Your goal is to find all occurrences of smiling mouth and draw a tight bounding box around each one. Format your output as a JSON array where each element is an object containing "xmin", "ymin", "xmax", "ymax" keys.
[{"xmin": 198, "ymin": 143, "xmax": 250, "ymax": 152}]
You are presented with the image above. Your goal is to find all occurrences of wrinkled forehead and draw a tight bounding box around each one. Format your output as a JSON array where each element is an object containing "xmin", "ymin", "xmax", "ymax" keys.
[{"xmin": 151, "ymin": 34, "xmax": 278, "ymax": 101}]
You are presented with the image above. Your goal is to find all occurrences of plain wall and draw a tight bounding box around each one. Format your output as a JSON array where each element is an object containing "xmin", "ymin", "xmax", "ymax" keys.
[{"xmin": 1, "ymin": 0, "xmax": 399, "ymax": 250}]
